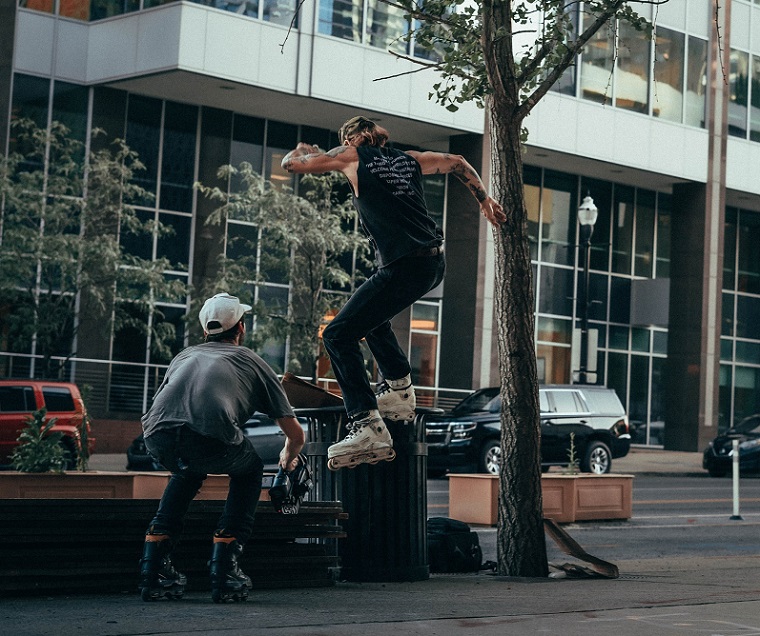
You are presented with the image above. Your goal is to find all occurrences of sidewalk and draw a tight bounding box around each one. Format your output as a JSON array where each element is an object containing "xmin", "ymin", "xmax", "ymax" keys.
[{"xmin": 6, "ymin": 448, "xmax": 755, "ymax": 636}]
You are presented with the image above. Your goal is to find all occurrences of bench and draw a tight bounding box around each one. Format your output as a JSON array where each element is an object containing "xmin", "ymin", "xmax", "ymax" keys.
[{"xmin": 0, "ymin": 499, "xmax": 345, "ymax": 596}]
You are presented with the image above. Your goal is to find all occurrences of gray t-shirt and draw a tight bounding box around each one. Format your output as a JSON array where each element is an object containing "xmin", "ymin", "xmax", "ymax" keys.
[{"xmin": 141, "ymin": 342, "xmax": 295, "ymax": 445}]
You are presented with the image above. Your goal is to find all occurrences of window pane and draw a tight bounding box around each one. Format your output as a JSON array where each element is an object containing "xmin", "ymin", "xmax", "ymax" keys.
[
  {"xmin": 612, "ymin": 185, "xmax": 634, "ymax": 274},
  {"xmin": 412, "ymin": 303, "xmax": 439, "ymax": 331},
  {"xmin": 652, "ymin": 330, "xmax": 667, "ymax": 354},
  {"xmin": 722, "ymin": 292, "xmax": 734, "ymax": 337},
  {"xmin": 264, "ymin": 0, "xmax": 296, "ymax": 26},
  {"xmin": 226, "ymin": 221, "xmax": 259, "ymax": 262},
  {"xmin": 410, "ymin": 332, "xmax": 437, "ymax": 386},
  {"xmin": 581, "ymin": 14, "xmax": 615, "ymax": 105},
  {"xmin": 737, "ymin": 211, "xmax": 760, "ymax": 294},
  {"xmin": 634, "ymin": 189, "xmax": 655, "ymax": 278},
  {"xmin": 729, "ymin": 49, "xmax": 749, "ymax": 138},
  {"xmin": 631, "ymin": 327, "xmax": 649, "ymax": 352},
  {"xmin": 150, "ymin": 305, "xmax": 186, "ymax": 364},
  {"xmin": 609, "ymin": 276, "xmax": 631, "ymax": 323},
  {"xmin": 160, "ymin": 102, "xmax": 198, "ymax": 213},
  {"xmin": 318, "ymin": 0, "xmax": 362, "ymax": 42},
  {"xmin": 52, "ymin": 81, "xmax": 88, "ymax": 145},
  {"xmin": 721, "ymin": 338, "xmax": 733, "ymax": 361},
  {"xmin": 525, "ymin": 166, "xmax": 541, "ymax": 262},
  {"xmin": 616, "ymin": 21, "xmax": 650, "ymax": 113},
  {"xmin": 539, "ymin": 265, "xmax": 573, "ymax": 316},
  {"xmin": 734, "ymin": 366, "xmax": 760, "ymax": 422},
  {"xmin": 609, "ymin": 325, "xmax": 628, "ymax": 350},
  {"xmin": 653, "ymin": 27, "xmax": 684, "ymax": 122},
  {"xmin": 20, "ymin": 0, "xmax": 54, "ymax": 13},
  {"xmin": 156, "ymin": 213, "xmax": 191, "ymax": 268},
  {"xmin": 607, "ymin": 351, "xmax": 628, "ymax": 406},
  {"xmin": 656, "ymin": 192, "xmax": 671, "ymax": 278},
  {"xmin": 90, "ymin": 0, "xmax": 139, "ymax": 21},
  {"xmin": 541, "ymin": 171, "xmax": 577, "ymax": 266},
  {"xmin": 736, "ymin": 340, "xmax": 760, "ymax": 364},
  {"xmin": 366, "ymin": 0, "xmax": 407, "ymax": 53},
  {"xmin": 587, "ymin": 272, "xmax": 608, "ymax": 321},
  {"xmin": 126, "ymin": 95, "xmax": 162, "ymax": 205},
  {"xmin": 736, "ymin": 295, "xmax": 760, "ymax": 340},
  {"xmin": 121, "ymin": 209, "xmax": 154, "ymax": 260},
  {"xmin": 537, "ymin": 316, "xmax": 572, "ymax": 344},
  {"xmin": 751, "ymin": 55, "xmax": 760, "ymax": 142},
  {"xmin": 265, "ymin": 120, "xmax": 297, "ymax": 189},
  {"xmin": 719, "ymin": 364, "xmax": 732, "ymax": 432},
  {"xmin": 423, "ymin": 174, "xmax": 445, "ymax": 230},
  {"xmin": 549, "ymin": 1, "xmax": 578, "ymax": 96},
  {"xmin": 723, "ymin": 207, "xmax": 737, "ymax": 290},
  {"xmin": 11, "ymin": 74, "xmax": 49, "ymax": 132},
  {"xmin": 581, "ymin": 178, "xmax": 611, "ymax": 271},
  {"xmin": 685, "ymin": 36, "xmax": 708, "ymax": 127}
]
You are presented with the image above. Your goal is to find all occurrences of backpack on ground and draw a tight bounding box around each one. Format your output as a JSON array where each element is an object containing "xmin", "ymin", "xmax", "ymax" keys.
[{"xmin": 427, "ymin": 517, "xmax": 483, "ymax": 573}]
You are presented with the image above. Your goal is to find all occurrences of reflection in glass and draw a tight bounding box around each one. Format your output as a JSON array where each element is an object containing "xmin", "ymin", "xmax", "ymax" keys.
[
  {"xmin": 648, "ymin": 356, "xmax": 666, "ymax": 445},
  {"xmin": 156, "ymin": 212, "xmax": 191, "ymax": 268},
  {"xmin": 612, "ymin": 185, "xmax": 634, "ymax": 275},
  {"xmin": 652, "ymin": 330, "xmax": 667, "ymax": 354},
  {"xmin": 20, "ymin": 0, "xmax": 54, "ymax": 13},
  {"xmin": 422, "ymin": 174, "xmax": 445, "ymax": 230},
  {"xmin": 685, "ymin": 36, "xmax": 708, "ymax": 127},
  {"xmin": 580, "ymin": 13, "xmax": 615, "ymax": 105},
  {"xmin": 264, "ymin": 121, "xmax": 297, "ymax": 189},
  {"xmin": 616, "ymin": 21, "xmax": 650, "ymax": 113},
  {"xmin": 751, "ymin": 55, "xmax": 760, "ymax": 142},
  {"xmin": 609, "ymin": 325, "xmax": 628, "ymax": 350},
  {"xmin": 721, "ymin": 338, "xmax": 733, "ymax": 361},
  {"xmin": 90, "ymin": 0, "xmax": 140, "ymax": 21},
  {"xmin": 736, "ymin": 341, "xmax": 760, "ymax": 364},
  {"xmin": 11, "ymin": 74, "xmax": 50, "ymax": 134},
  {"xmin": 412, "ymin": 303, "xmax": 439, "ymax": 331},
  {"xmin": 587, "ymin": 272, "xmax": 608, "ymax": 321},
  {"xmin": 629, "ymin": 355, "xmax": 650, "ymax": 441},
  {"xmin": 126, "ymin": 95, "xmax": 162, "ymax": 205},
  {"xmin": 736, "ymin": 295, "xmax": 760, "ymax": 340},
  {"xmin": 539, "ymin": 265, "xmax": 573, "ymax": 316},
  {"xmin": 722, "ymin": 292, "xmax": 734, "ymax": 337},
  {"xmin": 729, "ymin": 49, "xmax": 749, "ymax": 138},
  {"xmin": 737, "ymin": 211, "xmax": 760, "ymax": 294},
  {"xmin": 541, "ymin": 171, "xmax": 576, "ymax": 266},
  {"xmin": 734, "ymin": 366, "xmax": 760, "ymax": 423},
  {"xmin": 719, "ymin": 364, "xmax": 732, "ymax": 432},
  {"xmin": 366, "ymin": 0, "xmax": 408, "ymax": 53},
  {"xmin": 264, "ymin": 0, "xmax": 296, "ymax": 26},
  {"xmin": 411, "ymin": 332, "xmax": 438, "ymax": 386},
  {"xmin": 609, "ymin": 276, "xmax": 631, "ymax": 323},
  {"xmin": 653, "ymin": 26, "xmax": 684, "ymax": 122},
  {"xmin": 537, "ymin": 316, "xmax": 572, "ymax": 344},
  {"xmin": 536, "ymin": 343, "xmax": 571, "ymax": 384},
  {"xmin": 160, "ymin": 102, "xmax": 198, "ymax": 213},
  {"xmin": 634, "ymin": 190, "xmax": 655, "ymax": 278},
  {"xmin": 607, "ymin": 351, "xmax": 628, "ymax": 406},
  {"xmin": 723, "ymin": 207, "xmax": 737, "ymax": 290},
  {"xmin": 655, "ymin": 193, "xmax": 671, "ymax": 278},
  {"xmin": 631, "ymin": 327, "xmax": 649, "ymax": 352},
  {"xmin": 319, "ymin": 0, "xmax": 362, "ymax": 42}
]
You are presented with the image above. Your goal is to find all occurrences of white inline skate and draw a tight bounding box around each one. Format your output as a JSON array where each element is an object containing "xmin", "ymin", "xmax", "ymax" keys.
[
  {"xmin": 327, "ymin": 410, "xmax": 396, "ymax": 470},
  {"xmin": 376, "ymin": 374, "xmax": 416, "ymax": 422}
]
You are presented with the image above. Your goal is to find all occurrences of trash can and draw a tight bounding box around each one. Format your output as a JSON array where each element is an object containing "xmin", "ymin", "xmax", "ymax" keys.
[{"xmin": 284, "ymin": 373, "xmax": 439, "ymax": 583}]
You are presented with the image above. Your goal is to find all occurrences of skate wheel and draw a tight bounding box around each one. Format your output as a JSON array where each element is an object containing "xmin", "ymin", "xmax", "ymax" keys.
[
  {"xmin": 140, "ymin": 588, "xmax": 155, "ymax": 602},
  {"xmin": 327, "ymin": 457, "xmax": 339, "ymax": 471},
  {"xmin": 386, "ymin": 449, "xmax": 397, "ymax": 461}
]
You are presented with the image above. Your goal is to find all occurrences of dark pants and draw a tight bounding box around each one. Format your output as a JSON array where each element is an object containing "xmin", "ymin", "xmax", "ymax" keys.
[
  {"xmin": 144, "ymin": 426, "xmax": 264, "ymax": 546},
  {"xmin": 322, "ymin": 252, "xmax": 445, "ymax": 417}
]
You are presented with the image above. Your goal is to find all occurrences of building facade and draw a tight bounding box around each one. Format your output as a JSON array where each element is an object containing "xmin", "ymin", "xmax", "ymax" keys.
[{"xmin": 1, "ymin": 0, "xmax": 759, "ymax": 453}]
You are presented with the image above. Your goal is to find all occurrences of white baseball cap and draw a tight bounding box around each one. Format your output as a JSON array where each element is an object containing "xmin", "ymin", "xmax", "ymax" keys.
[{"xmin": 199, "ymin": 293, "xmax": 252, "ymax": 335}]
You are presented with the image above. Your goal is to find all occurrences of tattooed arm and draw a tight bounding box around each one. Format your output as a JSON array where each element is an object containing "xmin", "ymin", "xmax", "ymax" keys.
[
  {"xmin": 281, "ymin": 143, "xmax": 357, "ymax": 175},
  {"xmin": 405, "ymin": 150, "xmax": 506, "ymax": 227}
]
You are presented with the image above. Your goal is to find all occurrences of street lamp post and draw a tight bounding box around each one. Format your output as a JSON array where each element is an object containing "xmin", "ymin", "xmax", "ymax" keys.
[{"xmin": 577, "ymin": 194, "xmax": 598, "ymax": 385}]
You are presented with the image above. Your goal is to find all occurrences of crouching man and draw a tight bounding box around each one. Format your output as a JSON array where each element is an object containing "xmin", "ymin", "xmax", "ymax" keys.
[{"xmin": 138, "ymin": 292, "xmax": 305, "ymax": 603}]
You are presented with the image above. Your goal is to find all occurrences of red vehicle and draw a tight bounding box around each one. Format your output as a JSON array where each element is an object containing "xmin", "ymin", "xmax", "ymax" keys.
[{"xmin": 0, "ymin": 380, "xmax": 95, "ymax": 469}]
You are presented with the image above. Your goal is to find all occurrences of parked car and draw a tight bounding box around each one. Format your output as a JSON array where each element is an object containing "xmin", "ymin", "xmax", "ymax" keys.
[
  {"xmin": 126, "ymin": 413, "xmax": 309, "ymax": 471},
  {"xmin": 425, "ymin": 385, "xmax": 631, "ymax": 476},
  {"xmin": 0, "ymin": 379, "xmax": 95, "ymax": 469},
  {"xmin": 702, "ymin": 413, "xmax": 760, "ymax": 477}
]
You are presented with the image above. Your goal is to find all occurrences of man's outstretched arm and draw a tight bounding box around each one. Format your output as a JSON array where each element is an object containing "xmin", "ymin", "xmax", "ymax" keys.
[
  {"xmin": 405, "ymin": 150, "xmax": 506, "ymax": 227},
  {"xmin": 281, "ymin": 143, "xmax": 356, "ymax": 175}
]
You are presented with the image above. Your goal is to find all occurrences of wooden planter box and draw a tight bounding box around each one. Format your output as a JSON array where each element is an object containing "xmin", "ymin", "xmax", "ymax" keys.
[
  {"xmin": 449, "ymin": 473, "xmax": 634, "ymax": 525},
  {"xmin": 0, "ymin": 471, "xmax": 273, "ymax": 501}
]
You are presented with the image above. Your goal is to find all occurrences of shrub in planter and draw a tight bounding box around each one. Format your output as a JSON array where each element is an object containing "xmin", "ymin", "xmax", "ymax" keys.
[{"xmin": 11, "ymin": 408, "xmax": 67, "ymax": 474}]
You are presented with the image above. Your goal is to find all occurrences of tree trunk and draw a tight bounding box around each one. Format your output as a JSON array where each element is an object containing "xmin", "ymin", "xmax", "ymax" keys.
[{"xmin": 489, "ymin": 104, "xmax": 549, "ymax": 578}]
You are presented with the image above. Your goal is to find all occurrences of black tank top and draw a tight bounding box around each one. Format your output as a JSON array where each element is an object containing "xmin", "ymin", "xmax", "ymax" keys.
[{"xmin": 353, "ymin": 145, "xmax": 442, "ymax": 267}]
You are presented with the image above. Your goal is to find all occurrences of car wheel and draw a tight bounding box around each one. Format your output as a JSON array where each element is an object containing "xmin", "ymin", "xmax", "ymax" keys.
[
  {"xmin": 581, "ymin": 440, "xmax": 611, "ymax": 474},
  {"xmin": 480, "ymin": 440, "xmax": 501, "ymax": 475}
]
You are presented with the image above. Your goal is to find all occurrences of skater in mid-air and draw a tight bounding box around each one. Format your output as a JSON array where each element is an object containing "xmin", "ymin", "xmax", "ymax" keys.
[
  {"xmin": 282, "ymin": 116, "xmax": 504, "ymax": 470},
  {"xmin": 138, "ymin": 292, "xmax": 305, "ymax": 603}
]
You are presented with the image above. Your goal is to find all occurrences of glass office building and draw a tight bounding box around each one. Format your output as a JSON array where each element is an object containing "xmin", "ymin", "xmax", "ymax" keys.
[{"xmin": 1, "ymin": 0, "xmax": 759, "ymax": 453}]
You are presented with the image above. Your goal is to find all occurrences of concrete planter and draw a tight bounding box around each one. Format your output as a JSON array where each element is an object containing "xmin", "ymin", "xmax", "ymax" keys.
[
  {"xmin": 0, "ymin": 471, "xmax": 272, "ymax": 501},
  {"xmin": 448, "ymin": 473, "xmax": 634, "ymax": 525}
]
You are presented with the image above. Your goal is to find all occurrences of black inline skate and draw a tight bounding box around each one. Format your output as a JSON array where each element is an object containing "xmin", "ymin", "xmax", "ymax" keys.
[
  {"xmin": 209, "ymin": 537, "xmax": 252, "ymax": 603},
  {"xmin": 269, "ymin": 453, "xmax": 312, "ymax": 514},
  {"xmin": 138, "ymin": 535, "xmax": 187, "ymax": 601}
]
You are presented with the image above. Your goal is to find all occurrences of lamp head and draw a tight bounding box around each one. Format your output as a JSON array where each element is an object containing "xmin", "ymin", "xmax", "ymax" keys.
[{"xmin": 578, "ymin": 195, "xmax": 598, "ymax": 227}]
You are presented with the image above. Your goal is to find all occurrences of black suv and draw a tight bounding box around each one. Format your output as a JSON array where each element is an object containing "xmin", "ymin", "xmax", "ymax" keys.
[{"xmin": 425, "ymin": 385, "xmax": 631, "ymax": 476}]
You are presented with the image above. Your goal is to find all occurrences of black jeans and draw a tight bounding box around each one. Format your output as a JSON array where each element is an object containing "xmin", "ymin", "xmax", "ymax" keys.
[
  {"xmin": 144, "ymin": 426, "xmax": 264, "ymax": 545},
  {"xmin": 322, "ymin": 252, "xmax": 445, "ymax": 417}
]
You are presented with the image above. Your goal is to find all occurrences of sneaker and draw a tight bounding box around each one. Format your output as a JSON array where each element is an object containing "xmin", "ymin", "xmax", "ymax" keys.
[
  {"xmin": 328, "ymin": 410, "xmax": 392, "ymax": 459},
  {"xmin": 376, "ymin": 375, "xmax": 416, "ymax": 421}
]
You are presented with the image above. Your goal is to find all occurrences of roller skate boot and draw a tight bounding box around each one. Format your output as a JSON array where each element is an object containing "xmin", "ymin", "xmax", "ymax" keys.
[
  {"xmin": 209, "ymin": 536, "xmax": 252, "ymax": 603},
  {"xmin": 327, "ymin": 409, "xmax": 395, "ymax": 470},
  {"xmin": 376, "ymin": 374, "xmax": 416, "ymax": 421},
  {"xmin": 138, "ymin": 534, "xmax": 186, "ymax": 601}
]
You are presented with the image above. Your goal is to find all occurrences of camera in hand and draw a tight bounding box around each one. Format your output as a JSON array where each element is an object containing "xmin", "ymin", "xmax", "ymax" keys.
[{"xmin": 269, "ymin": 453, "xmax": 312, "ymax": 515}]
